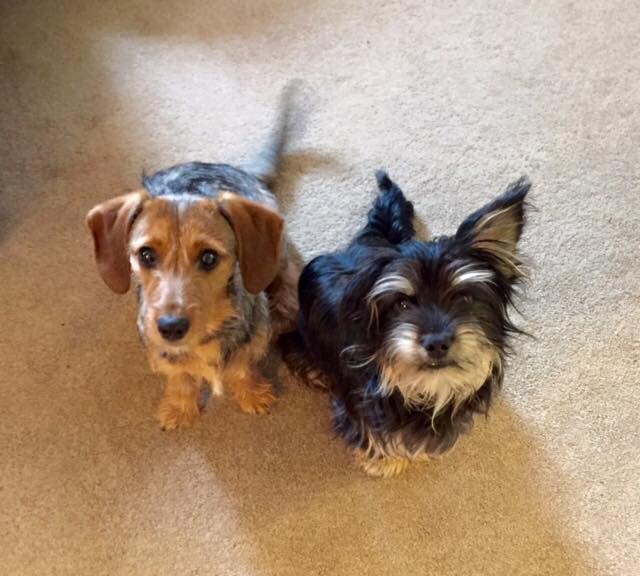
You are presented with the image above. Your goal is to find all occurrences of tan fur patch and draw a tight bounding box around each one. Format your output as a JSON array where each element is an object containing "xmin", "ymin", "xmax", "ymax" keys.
[
  {"xmin": 355, "ymin": 450, "xmax": 412, "ymax": 478},
  {"xmin": 224, "ymin": 325, "xmax": 275, "ymax": 414},
  {"xmin": 156, "ymin": 372, "xmax": 201, "ymax": 430},
  {"xmin": 130, "ymin": 196, "xmax": 238, "ymax": 351},
  {"xmin": 89, "ymin": 188, "xmax": 300, "ymax": 428}
]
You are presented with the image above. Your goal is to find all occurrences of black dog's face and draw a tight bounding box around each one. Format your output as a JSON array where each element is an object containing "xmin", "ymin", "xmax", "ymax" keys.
[{"xmin": 358, "ymin": 179, "xmax": 529, "ymax": 414}]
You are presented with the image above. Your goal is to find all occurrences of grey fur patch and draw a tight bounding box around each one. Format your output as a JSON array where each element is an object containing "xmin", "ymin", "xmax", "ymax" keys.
[
  {"xmin": 143, "ymin": 162, "xmax": 277, "ymax": 208},
  {"xmin": 200, "ymin": 266, "xmax": 270, "ymax": 365}
]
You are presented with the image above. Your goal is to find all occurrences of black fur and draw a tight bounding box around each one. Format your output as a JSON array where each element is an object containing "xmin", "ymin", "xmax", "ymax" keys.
[{"xmin": 282, "ymin": 171, "xmax": 531, "ymax": 461}]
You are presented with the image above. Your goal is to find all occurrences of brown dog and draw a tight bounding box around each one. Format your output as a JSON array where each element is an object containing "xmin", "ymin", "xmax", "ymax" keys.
[{"xmin": 86, "ymin": 91, "xmax": 300, "ymax": 429}]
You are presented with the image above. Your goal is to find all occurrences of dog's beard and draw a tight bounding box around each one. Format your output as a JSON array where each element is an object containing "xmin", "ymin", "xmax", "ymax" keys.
[{"xmin": 378, "ymin": 323, "xmax": 500, "ymax": 418}]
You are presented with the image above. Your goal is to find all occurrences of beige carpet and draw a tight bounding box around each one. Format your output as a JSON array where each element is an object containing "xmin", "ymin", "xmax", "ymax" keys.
[{"xmin": 1, "ymin": 1, "xmax": 639, "ymax": 574}]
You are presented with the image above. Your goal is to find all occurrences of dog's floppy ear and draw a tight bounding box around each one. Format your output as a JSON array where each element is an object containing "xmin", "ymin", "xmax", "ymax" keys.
[
  {"xmin": 86, "ymin": 191, "xmax": 147, "ymax": 294},
  {"xmin": 218, "ymin": 194, "xmax": 284, "ymax": 294},
  {"xmin": 455, "ymin": 177, "xmax": 531, "ymax": 277}
]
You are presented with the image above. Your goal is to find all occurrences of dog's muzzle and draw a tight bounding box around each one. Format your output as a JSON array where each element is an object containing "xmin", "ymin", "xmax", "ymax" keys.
[{"xmin": 157, "ymin": 315, "xmax": 191, "ymax": 341}]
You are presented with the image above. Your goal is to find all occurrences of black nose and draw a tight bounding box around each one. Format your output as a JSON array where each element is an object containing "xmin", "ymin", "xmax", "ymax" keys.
[
  {"xmin": 157, "ymin": 315, "xmax": 190, "ymax": 341},
  {"xmin": 422, "ymin": 331, "xmax": 454, "ymax": 360}
]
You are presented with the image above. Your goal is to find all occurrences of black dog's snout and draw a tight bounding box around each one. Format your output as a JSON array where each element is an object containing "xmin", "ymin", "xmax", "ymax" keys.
[
  {"xmin": 422, "ymin": 331, "xmax": 454, "ymax": 360},
  {"xmin": 157, "ymin": 315, "xmax": 190, "ymax": 341}
]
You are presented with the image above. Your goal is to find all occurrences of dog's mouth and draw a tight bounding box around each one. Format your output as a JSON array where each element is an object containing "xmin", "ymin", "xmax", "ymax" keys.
[
  {"xmin": 420, "ymin": 359, "xmax": 457, "ymax": 371},
  {"xmin": 158, "ymin": 347, "xmax": 190, "ymax": 361}
]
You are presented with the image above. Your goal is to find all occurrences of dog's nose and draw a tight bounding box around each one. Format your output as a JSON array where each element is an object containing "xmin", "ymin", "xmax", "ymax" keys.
[
  {"xmin": 422, "ymin": 331, "xmax": 454, "ymax": 360},
  {"xmin": 157, "ymin": 315, "xmax": 190, "ymax": 341}
]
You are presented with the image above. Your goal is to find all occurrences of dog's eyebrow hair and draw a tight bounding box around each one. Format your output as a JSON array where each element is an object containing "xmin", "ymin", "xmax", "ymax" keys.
[
  {"xmin": 129, "ymin": 235, "xmax": 157, "ymax": 249},
  {"xmin": 449, "ymin": 263, "xmax": 495, "ymax": 287},
  {"xmin": 368, "ymin": 274, "xmax": 416, "ymax": 301},
  {"xmin": 190, "ymin": 236, "xmax": 230, "ymax": 256}
]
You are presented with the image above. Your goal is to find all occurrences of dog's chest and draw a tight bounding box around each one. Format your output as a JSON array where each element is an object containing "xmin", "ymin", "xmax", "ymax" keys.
[{"xmin": 150, "ymin": 342, "xmax": 226, "ymax": 394}]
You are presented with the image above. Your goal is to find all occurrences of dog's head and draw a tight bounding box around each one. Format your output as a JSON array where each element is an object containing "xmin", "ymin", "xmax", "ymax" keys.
[
  {"xmin": 345, "ymin": 178, "xmax": 530, "ymax": 413},
  {"xmin": 86, "ymin": 191, "xmax": 283, "ymax": 349}
]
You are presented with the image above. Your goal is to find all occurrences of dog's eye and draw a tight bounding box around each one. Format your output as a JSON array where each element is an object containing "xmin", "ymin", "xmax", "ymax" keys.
[
  {"xmin": 398, "ymin": 298, "xmax": 411, "ymax": 311},
  {"xmin": 138, "ymin": 246, "xmax": 158, "ymax": 269},
  {"xmin": 199, "ymin": 249, "xmax": 218, "ymax": 271}
]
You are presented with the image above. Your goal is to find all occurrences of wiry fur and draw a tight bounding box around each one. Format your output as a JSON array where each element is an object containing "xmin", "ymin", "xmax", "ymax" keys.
[
  {"xmin": 281, "ymin": 171, "xmax": 531, "ymax": 476},
  {"xmin": 87, "ymin": 83, "xmax": 303, "ymax": 429}
]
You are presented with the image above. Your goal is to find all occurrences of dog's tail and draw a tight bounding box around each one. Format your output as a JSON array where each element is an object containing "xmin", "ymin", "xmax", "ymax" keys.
[
  {"xmin": 244, "ymin": 80, "xmax": 304, "ymax": 187},
  {"xmin": 277, "ymin": 330, "xmax": 331, "ymax": 391}
]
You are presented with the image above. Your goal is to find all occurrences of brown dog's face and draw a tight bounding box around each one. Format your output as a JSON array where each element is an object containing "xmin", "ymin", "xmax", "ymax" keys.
[
  {"xmin": 130, "ymin": 196, "xmax": 237, "ymax": 349},
  {"xmin": 86, "ymin": 191, "xmax": 284, "ymax": 350}
]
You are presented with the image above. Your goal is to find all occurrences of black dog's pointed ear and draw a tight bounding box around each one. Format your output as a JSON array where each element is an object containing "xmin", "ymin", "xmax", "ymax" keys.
[
  {"xmin": 456, "ymin": 177, "xmax": 531, "ymax": 277},
  {"xmin": 375, "ymin": 169, "xmax": 395, "ymax": 192}
]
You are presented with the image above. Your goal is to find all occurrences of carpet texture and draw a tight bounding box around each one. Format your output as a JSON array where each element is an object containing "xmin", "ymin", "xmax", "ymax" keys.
[{"xmin": 1, "ymin": 1, "xmax": 639, "ymax": 575}]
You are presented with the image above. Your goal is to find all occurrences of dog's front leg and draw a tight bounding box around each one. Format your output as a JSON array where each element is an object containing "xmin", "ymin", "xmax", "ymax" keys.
[
  {"xmin": 355, "ymin": 450, "xmax": 412, "ymax": 478},
  {"xmin": 156, "ymin": 372, "xmax": 200, "ymax": 430},
  {"xmin": 226, "ymin": 363, "xmax": 275, "ymax": 415}
]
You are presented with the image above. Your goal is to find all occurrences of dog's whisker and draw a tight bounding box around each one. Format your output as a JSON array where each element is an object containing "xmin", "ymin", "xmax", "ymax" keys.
[{"xmin": 340, "ymin": 345, "xmax": 378, "ymax": 368}]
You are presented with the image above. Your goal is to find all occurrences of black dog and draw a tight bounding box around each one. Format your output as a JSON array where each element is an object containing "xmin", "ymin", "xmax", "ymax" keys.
[{"xmin": 281, "ymin": 171, "xmax": 531, "ymax": 476}]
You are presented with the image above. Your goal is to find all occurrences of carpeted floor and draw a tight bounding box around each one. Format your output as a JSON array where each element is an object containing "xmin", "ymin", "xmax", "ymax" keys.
[{"xmin": 1, "ymin": 1, "xmax": 639, "ymax": 575}]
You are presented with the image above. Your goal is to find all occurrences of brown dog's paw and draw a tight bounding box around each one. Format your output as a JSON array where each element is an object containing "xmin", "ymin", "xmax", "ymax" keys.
[
  {"xmin": 156, "ymin": 398, "xmax": 200, "ymax": 430},
  {"xmin": 234, "ymin": 380, "xmax": 276, "ymax": 415}
]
